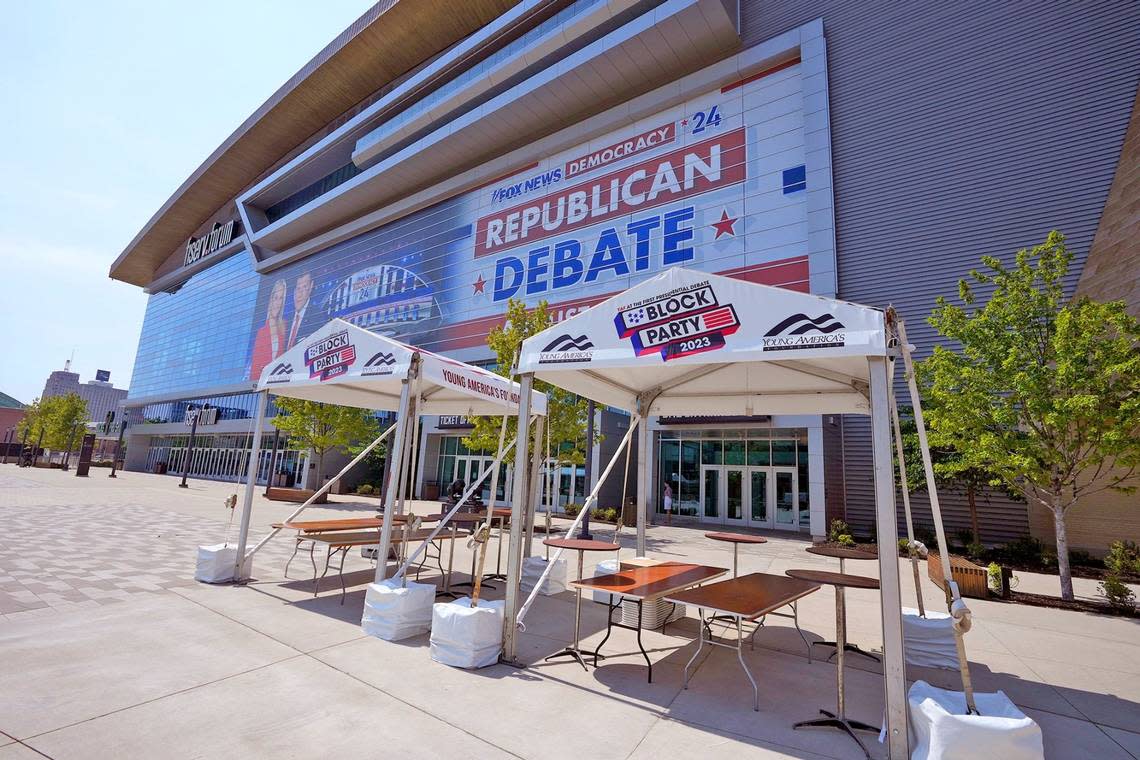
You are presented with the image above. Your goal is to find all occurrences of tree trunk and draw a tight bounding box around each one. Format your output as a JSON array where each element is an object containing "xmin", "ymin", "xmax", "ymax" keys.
[
  {"xmin": 316, "ymin": 451, "xmax": 325, "ymax": 491},
  {"xmin": 1052, "ymin": 495, "xmax": 1074, "ymax": 601},
  {"xmin": 968, "ymin": 485, "xmax": 980, "ymax": 544}
]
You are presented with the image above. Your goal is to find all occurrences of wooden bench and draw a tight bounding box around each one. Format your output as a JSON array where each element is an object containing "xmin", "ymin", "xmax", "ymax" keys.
[
  {"xmin": 266, "ymin": 487, "xmax": 327, "ymax": 504},
  {"xmin": 306, "ymin": 528, "xmax": 454, "ymax": 603},
  {"xmin": 928, "ymin": 552, "xmax": 988, "ymax": 599}
]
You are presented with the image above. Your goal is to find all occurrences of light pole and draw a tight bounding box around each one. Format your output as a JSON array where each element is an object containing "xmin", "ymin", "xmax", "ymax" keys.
[
  {"xmin": 580, "ymin": 400, "xmax": 596, "ymax": 540},
  {"xmin": 32, "ymin": 427, "xmax": 44, "ymax": 467},
  {"xmin": 18, "ymin": 427, "xmax": 29, "ymax": 466},
  {"xmin": 61, "ymin": 422, "xmax": 81, "ymax": 470},
  {"xmin": 109, "ymin": 418, "xmax": 127, "ymax": 478},
  {"xmin": 264, "ymin": 427, "xmax": 281, "ymax": 495},
  {"xmin": 179, "ymin": 404, "xmax": 208, "ymax": 488}
]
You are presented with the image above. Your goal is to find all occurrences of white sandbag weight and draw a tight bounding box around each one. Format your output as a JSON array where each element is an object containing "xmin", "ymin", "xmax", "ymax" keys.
[
  {"xmin": 908, "ymin": 680, "xmax": 1043, "ymax": 760},
  {"xmin": 430, "ymin": 598, "xmax": 505, "ymax": 669},
  {"xmin": 520, "ymin": 556, "xmax": 568, "ymax": 596},
  {"xmin": 903, "ymin": 607, "xmax": 959, "ymax": 670},
  {"xmin": 360, "ymin": 579, "xmax": 436, "ymax": 641},
  {"xmin": 195, "ymin": 544, "xmax": 251, "ymax": 584}
]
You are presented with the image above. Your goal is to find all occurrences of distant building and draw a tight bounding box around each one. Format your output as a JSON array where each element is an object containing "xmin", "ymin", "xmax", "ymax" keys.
[
  {"xmin": 40, "ymin": 363, "xmax": 128, "ymax": 426},
  {"xmin": 0, "ymin": 391, "xmax": 26, "ymax": 445}
]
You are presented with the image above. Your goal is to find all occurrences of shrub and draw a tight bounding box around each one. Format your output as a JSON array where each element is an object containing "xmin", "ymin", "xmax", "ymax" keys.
[
  {"xmin": 563, "ymin": 503, "xmax": 581, "ymax": 517},
  {"xmin": 828, "ymin": 519, "xmax": 850, "ymax": 542},
  {"xmin": 955, "ymin": 528, "xmax": 975, "ymax": 549},
  {"xmin": 837, "ymin": 534, "xmax": 856, "ymax": 548},
  {"xmin": 1105, "ymin": 541, "xmax": 1140, "ymax": 576},
  {"xmin": 966, "ymin": 541, "xmax": 986, "ymax": 560},
  {"xmin": 1100, "ymin": 575, "xmax": 1136, "ymax": 612},
  {"xmin": 987, "ymin": 562, "xmax": 1003, "ymax": 594},
  {"xmin": 1001, "ymin": 536, "xmax": 1044, "ymax": 566},
  {"xmin": 357, "ymin": 484, "xmax": 374, "ymax": 495},
  {"xmin": 1068, "ymin": 549, "xmax": 1094, "ymax": 567},
  {"xmin": 915, "ymin": 526, "xmax": 937, "ymax": 547},
  {"xmin": 899, "ymin": 538, "xmax": 911, "ymax": 555}
]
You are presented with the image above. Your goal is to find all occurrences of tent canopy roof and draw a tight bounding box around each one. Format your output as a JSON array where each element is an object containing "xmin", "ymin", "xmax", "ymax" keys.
[
  {"xmin": 258, "ymin": 319, "xmax": 547, "ymax": 416},
  {"xmin": 518, "ymin": 268, "xmax": 886, "ymax": 416}
]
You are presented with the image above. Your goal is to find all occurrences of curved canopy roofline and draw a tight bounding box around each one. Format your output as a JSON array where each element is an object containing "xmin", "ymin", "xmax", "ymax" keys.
[{"xmin": 108, "ymin": 0, "xmax": 519, "ymax": 287}]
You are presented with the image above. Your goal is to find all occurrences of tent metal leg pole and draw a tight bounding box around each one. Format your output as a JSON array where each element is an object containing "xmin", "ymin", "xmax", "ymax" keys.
[
  {"xmin": 635, "ymin": 410, "xmax": 649, "ymax": 557},
  {"xmin": 375, "ymin": 375, "xmax": 414, "ymax": 584},
  {"xmin": 232, "ymin": 390, "xmax": 269, "ymax": 581},
  {"xmin": 869, "ymin": 356, "xmax": 909, "ymax": 759},
  {"xmin": 246, "ymin": 422, "xmax": 397, "ymax": 559},
  {"xmin": 503, "ymin": 374, "xmax": 535, "ymax": 664},
  {"xmin": 523, "ymin": 416, "xmax": 545, "ymax": 558},
  {"xmin": 887, "ymin": 368, "xmax": 925, "ymax": 617}
]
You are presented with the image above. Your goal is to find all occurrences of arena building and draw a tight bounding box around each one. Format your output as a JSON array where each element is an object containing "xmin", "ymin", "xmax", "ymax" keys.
[{"xmin": 111, "ymin": 0, "xmax": 1139, "ymax": 545}]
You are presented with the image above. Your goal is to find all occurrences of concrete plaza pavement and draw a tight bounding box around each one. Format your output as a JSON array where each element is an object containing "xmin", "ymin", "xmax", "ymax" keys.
[{"xmin": 1, "ymin": 466, "xmax": 1138, "ymax": 759}]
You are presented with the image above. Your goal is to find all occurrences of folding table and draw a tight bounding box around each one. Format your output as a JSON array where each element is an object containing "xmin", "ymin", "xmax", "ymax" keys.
[
  {"xmin": 666, "ymin": 572, "xmax": 819, "ymax": 710},
  {"xmin": 786, "ymin": 568, "xmax": 881, "ymax": 758},
  {"xmin": 572, "ymin": 561, "xmax": 726, "ymax": 682}
]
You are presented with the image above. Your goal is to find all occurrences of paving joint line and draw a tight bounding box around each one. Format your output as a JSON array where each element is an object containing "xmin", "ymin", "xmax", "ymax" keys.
[
  {"xmin": 175, "ymin": 585, "xmax": 523, "ymax": 758},
  {"xmin": 19, "ymin": 653, "xmax": 306, "ymax": 744}
]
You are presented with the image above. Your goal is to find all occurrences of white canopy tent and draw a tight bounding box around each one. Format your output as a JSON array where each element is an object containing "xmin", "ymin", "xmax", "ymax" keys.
[
  {"xmin": 506, "ymin": 267, "xmax": 910, "ymax": 756},
  {"xmin": 231, "ymin": 318, "xmax": 547, "ymax": 586}
]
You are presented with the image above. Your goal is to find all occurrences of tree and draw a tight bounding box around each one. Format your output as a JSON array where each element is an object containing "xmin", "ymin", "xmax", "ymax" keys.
[
  {"xmin": 41, "ymin": 393, "xmax": 89, "ymax": 453},
  {"xmin": 897, "ymin": 403, "xmax": 1017, "ymax": 549},
  {"xmin": 271, "ymin": 398, "xmax": 382, "ymax": 486},
  {"xmin": 923, "ymin": 231, "xmax": 1140, "ymax": 600},
  {"xmin": 464, "ymin": 298, "xmax": 591, "ymax": 500}
]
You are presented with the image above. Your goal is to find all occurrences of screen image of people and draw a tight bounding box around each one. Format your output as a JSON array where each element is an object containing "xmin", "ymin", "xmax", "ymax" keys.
[
  {"xmin": 249, "ymin": 278, "xmax": 288, "ymax": 379},
  {"xmin": 287, "ymin": 272, "xmax": 316, "ymax": 348}
]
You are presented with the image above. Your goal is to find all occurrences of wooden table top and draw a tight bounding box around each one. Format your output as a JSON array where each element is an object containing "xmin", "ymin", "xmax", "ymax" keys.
[
  {"xmin": 665, "ymin": 572, "xmax": 820, "ymax": 619},
  {"xmin": 447, "ymin": 512, "xmax": 486, "ymax": 524},
  {"xmin": 543, "ymin": 538, "xmax": 621, "ymax": 552},
  {"xmin": 475, "ymin": 508, "xmax": 513, "ymax": 519},
  {"xmin": 273, "ymin": 517, "xmax": 383, "ymax": 533},
  {"xmin": 572, "ymin": 561, "xmax": 727, "ymax": 600},
  {"xmin": 705, "ymin": 532, "xmax": 769, "ymax": 545},
  {"xmin": 306, "ymin": 528, "xmax": 447, "ymax": 547},
  {"xmin": 806, "ymin": 545, "xmax": 877, "ymax": 561},
  {"xmin": 786, "ymin": 568, "xmax": 880, "ymax": 590}
]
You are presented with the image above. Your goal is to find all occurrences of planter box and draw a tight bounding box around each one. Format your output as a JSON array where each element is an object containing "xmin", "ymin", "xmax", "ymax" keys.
[
  {"xmin": 266, "ymin": 487, "xmax": 327, "ymax": 504},
  {"xmin": 928, "ymin": 552, "xmax": 988, "ymax": 599}
]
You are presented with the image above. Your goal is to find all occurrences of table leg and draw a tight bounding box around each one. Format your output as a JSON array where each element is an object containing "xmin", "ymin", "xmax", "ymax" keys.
[
  {"xmin": 636, "ymin": 600, "xmax": 651, "ymax": 683},
  {"xmin": 486, "ymin": 515, "xmax": 506, "ymax": 581},
  {"xmin": 735, "ymin": 617, "xmax": 759, "ymax": 711},
  {"xmin": 285, "ymin": 537, "xmax": 303, "ymax": 578},
  {"xmin": 794, "ymin": 585, "xmax": 877, "ymax": 758},
  {"xmin": 438, "ymin": 524, "xmax": 459, "ymax": 599},
  {"xmin": 683, "ymin": 606, "xmax": 707, "ymax": 689},
  {"xmin": 544, "ymin": 550, "xmax": 603, "ymax": 671},
  {"xmin": 338, "ymin": 547, "xmax": 348, "ymax": 605}
]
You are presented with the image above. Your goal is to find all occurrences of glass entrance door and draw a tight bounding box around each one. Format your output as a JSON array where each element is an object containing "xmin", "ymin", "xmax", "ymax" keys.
[
  {"xmin": 774, "ymin": 467, "xmax": 798, "ymax": 528},
  {"xmin": 698, "ymin": 465, "xmax": 799, "ymax": 530},
  {"xmin": 749, "ymin": 469, "xmax": 769, "ymax": 527}
]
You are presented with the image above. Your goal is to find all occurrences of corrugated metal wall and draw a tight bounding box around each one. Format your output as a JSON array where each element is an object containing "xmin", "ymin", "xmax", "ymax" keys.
[{"xmin": 741, "ymin": 0, "xmax": 1140, "ymax": 541}]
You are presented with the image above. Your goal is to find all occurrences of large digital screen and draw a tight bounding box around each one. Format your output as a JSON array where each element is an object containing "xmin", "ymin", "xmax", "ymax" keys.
[{"xmin": 247, "ymin": 60, "xmax": 816, "ymax": 379}]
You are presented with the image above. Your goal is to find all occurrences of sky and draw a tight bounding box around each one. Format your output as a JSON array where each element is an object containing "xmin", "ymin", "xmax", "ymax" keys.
[{"xmin": 0, "ymin": 0, "xmax": 373, "ymax": 405}]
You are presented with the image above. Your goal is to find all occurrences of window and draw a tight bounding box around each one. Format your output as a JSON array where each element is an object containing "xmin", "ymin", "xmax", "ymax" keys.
[{"xmin": 782, "ymin": 164, "xmax": 806, "ymax": 194}]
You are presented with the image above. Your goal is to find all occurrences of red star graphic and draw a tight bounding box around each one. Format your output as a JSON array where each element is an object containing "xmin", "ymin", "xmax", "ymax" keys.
[
  {"xmin": 473, "ymin": 274, "xmax": 487, "ymax": 294},
  {"xmin": 681, "ymin": 118, "xmax": 688, "ymax": 126},
  {"xmin": 711, "ymin": 209, "xmax": 738, "ymax": 239}
]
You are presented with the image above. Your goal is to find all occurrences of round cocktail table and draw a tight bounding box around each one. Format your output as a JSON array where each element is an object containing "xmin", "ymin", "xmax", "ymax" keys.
[
  {"xmin": 705, "ymin": 532, "xmax": 768, "ymax": 578},
  {"xmin": 786, "ymin": 568, "xmax": 881, "ymax": 759},
  {"xmin": 542, "ymin": 538, "xmax": 621, "ymax": 671},
  {"xmin": 804, "ymin": 545, "xmax": 880, "ymax": 662}
]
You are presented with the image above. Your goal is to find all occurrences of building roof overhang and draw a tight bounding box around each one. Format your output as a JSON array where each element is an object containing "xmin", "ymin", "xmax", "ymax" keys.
[{"xmin": 107, "ymin": 0, "xmax": 519, "ymax": 287}]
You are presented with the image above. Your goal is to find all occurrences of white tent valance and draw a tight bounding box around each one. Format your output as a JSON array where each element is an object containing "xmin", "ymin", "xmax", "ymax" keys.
[
  {"xmin": 256, "ymin": 318, "xmax": 547, "ymax": 416},
  {"xmin": 517, "ymin": 268, "xmax": 885, "ymax": 416}
]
